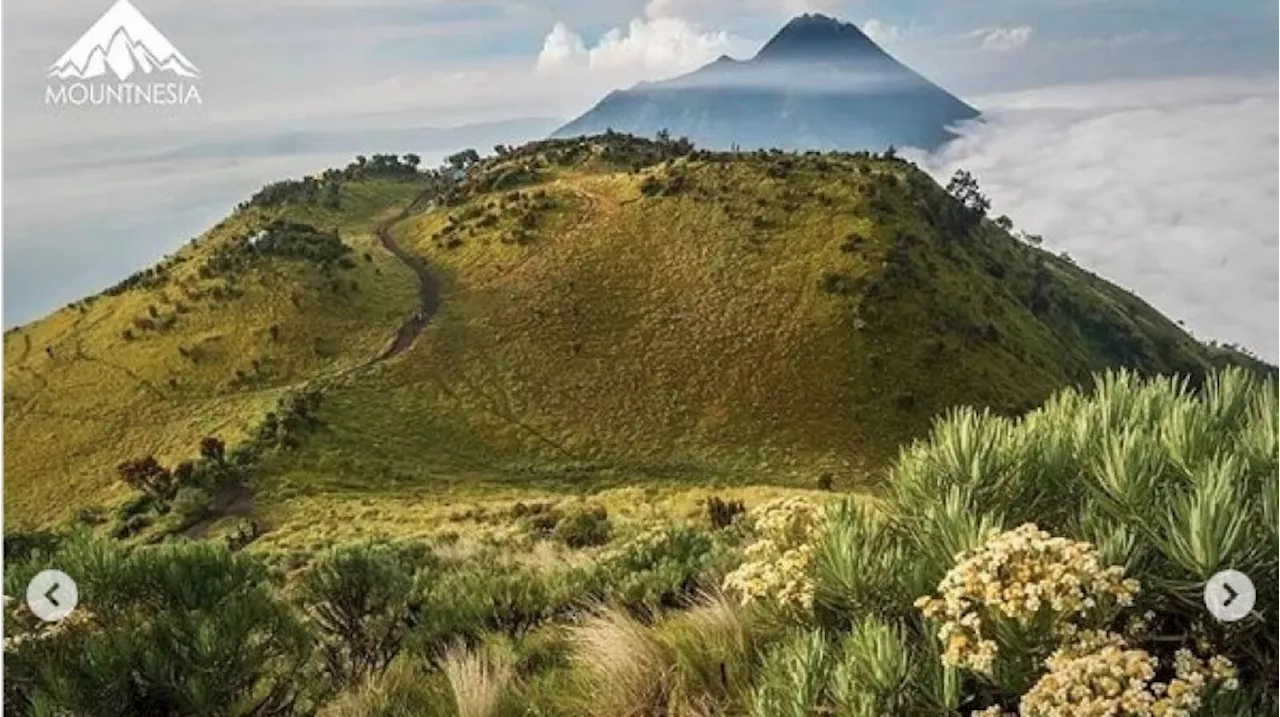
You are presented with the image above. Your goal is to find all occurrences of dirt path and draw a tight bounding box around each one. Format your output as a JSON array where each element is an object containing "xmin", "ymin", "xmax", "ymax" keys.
[
  {"xmin": 181, "ymin": 190, "xmax": 443, "ymax": 542},
  {"xmin": 372, "ymin": 190, "xmax": 440, "ymax": 361}
]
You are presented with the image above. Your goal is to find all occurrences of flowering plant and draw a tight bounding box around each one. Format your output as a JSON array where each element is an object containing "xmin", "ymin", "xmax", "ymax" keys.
[{"xmin": 722, "ymin": 498, "xmax": 824, "ymax": 612}]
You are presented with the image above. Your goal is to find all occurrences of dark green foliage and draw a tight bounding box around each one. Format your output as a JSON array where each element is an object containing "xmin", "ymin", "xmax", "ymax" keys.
[
  {"xmin": 411, "ymin": 561, "xmax": 587, "ymax": 654},
  {"xmin": 171, "ymin": 486, "xmax": 214, "ymax": 524},
  {"xmin": 4, "ymin": 539, "xmax": 312, "ymax": 716},
  {"xmin": 446, "ymin": 149, "xmax": 482, "ymax": 171},
  {"xmin": 297, "ymin": 543, "xmax": 415, "ymax": 686},
  {"xmin": 201, "ymin": 221, "xmax": 352, "ymax": 278},
  {"xmin": 943, "ymin": 169, "xmax": 990, "ymax": 235},
  {"xmin": 238, "ymin": 155, "xmax": 421, "ymax": 210},
  {"xmin": 705, "ymin": 496, "xmax": 745, "ymax": 529},
  {"xmin": 251, "ymin": 389, "xmax": 324, "ymax": 452},
  {"xmin": 552, "ymin": 504, "xmax": 611, "ymax": 548},
  {"xmin": 2, "ymin": 530, "xmax": 64, "ymax": 564},
  {"xmin": 115, "ymin": 456, "xmax": 174, "ymax": 500}
]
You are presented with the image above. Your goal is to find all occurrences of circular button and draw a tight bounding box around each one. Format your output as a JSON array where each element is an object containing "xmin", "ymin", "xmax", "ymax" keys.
[
  {"xmin": 25, "ymin": 569, "xmax": 78, "ymax": 623},
  {"xmin": 1204, "ymin": 570, "xmax": 1255, "ymax": 623}
]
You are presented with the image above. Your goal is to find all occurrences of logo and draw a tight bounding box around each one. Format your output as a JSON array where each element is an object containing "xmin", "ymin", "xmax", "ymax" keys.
[{"xmin": 45, "ymin": 0, "xmax": 202, "ymax": 107}]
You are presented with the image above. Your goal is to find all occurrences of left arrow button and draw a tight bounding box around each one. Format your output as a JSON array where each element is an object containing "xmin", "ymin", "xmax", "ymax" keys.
[{"xmin": 26, "ymin": 570, "xmax": 78, "ymax": 622}]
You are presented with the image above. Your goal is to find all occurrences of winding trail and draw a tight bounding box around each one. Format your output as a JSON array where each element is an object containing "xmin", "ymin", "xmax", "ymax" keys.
[{"xmin": 372, "ymin": 190, "xmax": 440, "ymax": 362}]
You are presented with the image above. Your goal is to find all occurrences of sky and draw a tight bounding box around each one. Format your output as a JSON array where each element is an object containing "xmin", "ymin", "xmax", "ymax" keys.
[{"xmin": 2, "ymin": 0, "xmax": 1277, "ymax": 358}]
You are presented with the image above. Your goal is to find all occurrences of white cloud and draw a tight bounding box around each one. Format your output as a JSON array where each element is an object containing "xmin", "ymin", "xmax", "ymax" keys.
[
  {"xmin": 536, "ymin": 16, "xmax": 735, "ymax": 79},
  {"xmin": 862, "ymin": 18, "xmax": 902, "ymax": 46},
  {"xmin": 643, "ymin": 0, "xmax": 844, "ymax": 20},
  {"xmin": 974, "ymin": 25, "xmax": 1033, "ymax": 52},
  {"xmin": 918, "ymin": 75, "xmax": 1279, "ymax": 361}
]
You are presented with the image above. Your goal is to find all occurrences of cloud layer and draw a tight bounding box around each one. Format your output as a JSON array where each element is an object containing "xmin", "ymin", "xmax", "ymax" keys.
[
  {"xmin": 920, "ymin": 75, "xmax": 1278, "ymax": 361},
  {"xmin": 536, "ymin": 16, "xmax": 734, "ymax": 77}
]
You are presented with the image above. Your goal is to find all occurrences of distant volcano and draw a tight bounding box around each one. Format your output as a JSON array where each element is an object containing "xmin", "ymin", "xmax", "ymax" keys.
[{"xmin": 553, "ymin": 13, "xmax": 979, "ymax": 152}]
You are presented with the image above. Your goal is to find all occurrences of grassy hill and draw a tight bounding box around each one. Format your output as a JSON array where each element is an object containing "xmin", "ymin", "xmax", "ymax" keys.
[
  {"xmin": 3, "ymin": 167, "xmax": 430, "ymax": 528},
  {"xmin": 3, "ymin": 136, "xmax": 1255, "ymax": 539}
]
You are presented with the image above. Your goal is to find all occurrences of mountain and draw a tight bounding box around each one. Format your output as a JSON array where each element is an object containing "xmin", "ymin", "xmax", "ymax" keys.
[
  {"xmin": 552, "ymin": 14, "xmax": 979, "ymax": 152},
  {"xmin": 4, "ymin": 136, "xmax": 1259, "ymax": 536},
  {"xmin": 49, "ymin": 0, "xmax": 198, "ymax": 80}
]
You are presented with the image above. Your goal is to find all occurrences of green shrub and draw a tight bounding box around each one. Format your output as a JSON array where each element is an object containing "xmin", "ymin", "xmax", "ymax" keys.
[
  {"xmin": 171, "ymin": 486, "xmax": 214, "ymax": 524},
  {"xmin": 594, "ymin": 525, "xmax": 728, "ymax": 614},
  {"xmin": 412, "ymin": 561, "xmax": 584, "ymax": 652},
  {"xmin": 882, "ymin": 367, "xmax": 1278, "ymax": 711},
  {"xmin": 114, "ymin": 493, "xmax": 155, "ymax": 520},
  {"xmin": 551, "ymin": 504, "xmax": 610, "ymax": 548},
  {"xmin": 4, "ymin": 538, "xmax": 311, "ymax": 716},
  {"xmin": 298, "ymin": 542, "xmax": 416, "ymax": 686}
]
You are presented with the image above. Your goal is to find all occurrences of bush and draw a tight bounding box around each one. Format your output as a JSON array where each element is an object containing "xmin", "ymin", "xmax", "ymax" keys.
[
  {"xmin": 171, "ymin": 486, "xmax": 214, "ymax": 524},
  {"xmin": 3, "ymin": 539, "xmax": 312, "ymax": 716},
  {"xmin": 551, "ymin": 504, "xmax": 610, "ymax": 548},
  {"xmin": 297, "ymin": 542, "xmax": 415, "ymax": 686},
  {"xmin": 412, "ymin": 560, "xmax": 584, "ymax": 650},
  {"xmin": 595, "ymin": 525, "xmax": 728, "ymax": 614}
]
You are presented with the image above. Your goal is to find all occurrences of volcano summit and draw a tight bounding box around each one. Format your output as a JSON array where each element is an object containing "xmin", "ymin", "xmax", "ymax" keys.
[{"xmin": 553, "ymin": 13, "xmax": 979, "ymax": 152}]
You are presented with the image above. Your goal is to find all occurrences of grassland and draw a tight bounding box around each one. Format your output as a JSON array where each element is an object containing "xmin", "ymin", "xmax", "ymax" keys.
[
  {"xmin": 240, "ymin": 143, "xmax": 1229, "ymax": 548},
  {"xmin": 3, "ymin": 136, "xmax": 1247, "ymax": 543},
  {"xmin": 3, "ymin": 178, "xmax": 427, "ymax": 527}
]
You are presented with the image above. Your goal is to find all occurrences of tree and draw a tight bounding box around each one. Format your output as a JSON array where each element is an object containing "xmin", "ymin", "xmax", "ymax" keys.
[
  {"xmin": 402, "ymin": 153, "xmax": 421, "ymax": 170},
  {"xmin": 116, "ymin": 456, "xmax": 174, "ymax": 499},
  {"xmin": 656, "ymin": 128, "xmax": 671, "ymax": 144},
  {"xmin": 446, "ymin": 148, "xmax": 481, "ymax": 171},
  {"xmin": 994, "ymin": 214, "xmax": 1014, "ymax": 232},
  {"xmin": 944, "ymin": 169, "xmax": 990, "ymax": 234}
]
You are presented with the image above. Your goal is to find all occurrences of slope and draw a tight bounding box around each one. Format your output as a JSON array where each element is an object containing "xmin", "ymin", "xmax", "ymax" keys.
[
  {"xmin": 3, "ymin": 169, "xmax": 431, "ymax": 528},
  {"xmin": 245, "ymin": 137, "xmax": 1229, "ymax": 546}
]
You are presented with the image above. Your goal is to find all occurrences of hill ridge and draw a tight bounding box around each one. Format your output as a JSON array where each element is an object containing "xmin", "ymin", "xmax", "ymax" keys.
[{"xmin": 4, "ymin": 134, "xmax": 1262, "ymax": 534}]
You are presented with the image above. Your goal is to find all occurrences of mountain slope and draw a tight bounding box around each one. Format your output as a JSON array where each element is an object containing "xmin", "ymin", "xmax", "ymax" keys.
[
  {"xmin": 3, "ymin": 174, "xmax": 429, "ymax": 528},
  {"xmin": 553, "ymin": 14, "xmax": 979, "ymax": 152},
  {"xmin": 246, "ymin": 138, "xmax": 1237, "ymax": 537},
  {"xmin": 4, "ymin": 136, "xmax": 1256, "ymax": 537}
]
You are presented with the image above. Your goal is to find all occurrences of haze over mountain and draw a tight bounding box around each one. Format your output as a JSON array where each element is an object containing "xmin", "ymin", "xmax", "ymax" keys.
[{"xmin": 553, "ymin": 14, "xmax": 980, "ymax": 152}]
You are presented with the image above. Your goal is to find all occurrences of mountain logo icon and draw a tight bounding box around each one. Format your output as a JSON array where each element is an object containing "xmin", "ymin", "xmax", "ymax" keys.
[{"xmin": 49, "ymin": 0, "xmax": 198, "ymax": 81}]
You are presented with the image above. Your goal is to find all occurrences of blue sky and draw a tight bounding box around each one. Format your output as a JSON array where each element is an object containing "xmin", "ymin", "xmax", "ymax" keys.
[{"xmin": 3, "ymin": 0, "xmax": 1278, "ymax": 357}]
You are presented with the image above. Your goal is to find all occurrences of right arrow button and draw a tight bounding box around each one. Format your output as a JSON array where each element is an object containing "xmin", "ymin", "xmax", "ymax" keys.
[{"xmin": 1205, "ymin": 570, "xmax": 1256, "ymax": 623}]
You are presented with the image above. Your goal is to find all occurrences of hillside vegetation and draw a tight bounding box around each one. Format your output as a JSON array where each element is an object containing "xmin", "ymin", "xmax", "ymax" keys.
[
  {"xmin": 250, "ymin": 136, "xmax": 1235, "ymax": 543},
  {"xmin": 3, "ymin": 135, "xmax": 1259, "ymax": 541},
  {"xmin": 3, "ymin": 167, "xmax": 430, "ymax": 527},
  {"xmin": 6, "ymin": 368, "xmax": 1275, "ymax": 715}
]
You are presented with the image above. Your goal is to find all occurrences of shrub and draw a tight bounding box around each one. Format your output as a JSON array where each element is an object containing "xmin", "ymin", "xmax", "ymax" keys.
[
  {"xmin": 551, "ymin": 504, "xmax": 610, "ymax": 548},
  {"xmin": 595, "ymin": 525, "xmax": 727, "ymax": 614},
  {"xmin": 722, "ymin": 498, "xmax": 825, "ymax": 613},
  {"xmin": 3, "ymin": 539, "xmax": 311, "ymax": 716},
  {"xmin": 298, "ymin": 542, "xmax": 415, "ymax": 686},
  {"xmin": 171, "ymin": 486, "xmax": 214, "ymax": 524}
]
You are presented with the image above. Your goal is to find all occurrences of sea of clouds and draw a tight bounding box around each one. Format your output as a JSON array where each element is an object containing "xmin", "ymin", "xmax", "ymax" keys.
[{"xmin": 918, "ymin": 75, "xmax": 1278, "ymax": 361}]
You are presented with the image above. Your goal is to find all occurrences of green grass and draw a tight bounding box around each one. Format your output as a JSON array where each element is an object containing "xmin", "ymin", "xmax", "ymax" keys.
[
  {"xmin": 3, "ymin": 178, "xmax": 427, "ymax": 527},
  {"xmin": 247, "ymin": 148, "xmax": 1227, "ymax": 540},
  {"xmin": 4, "ymin": 138, "xmax": 1249, "ymax": 538}
]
